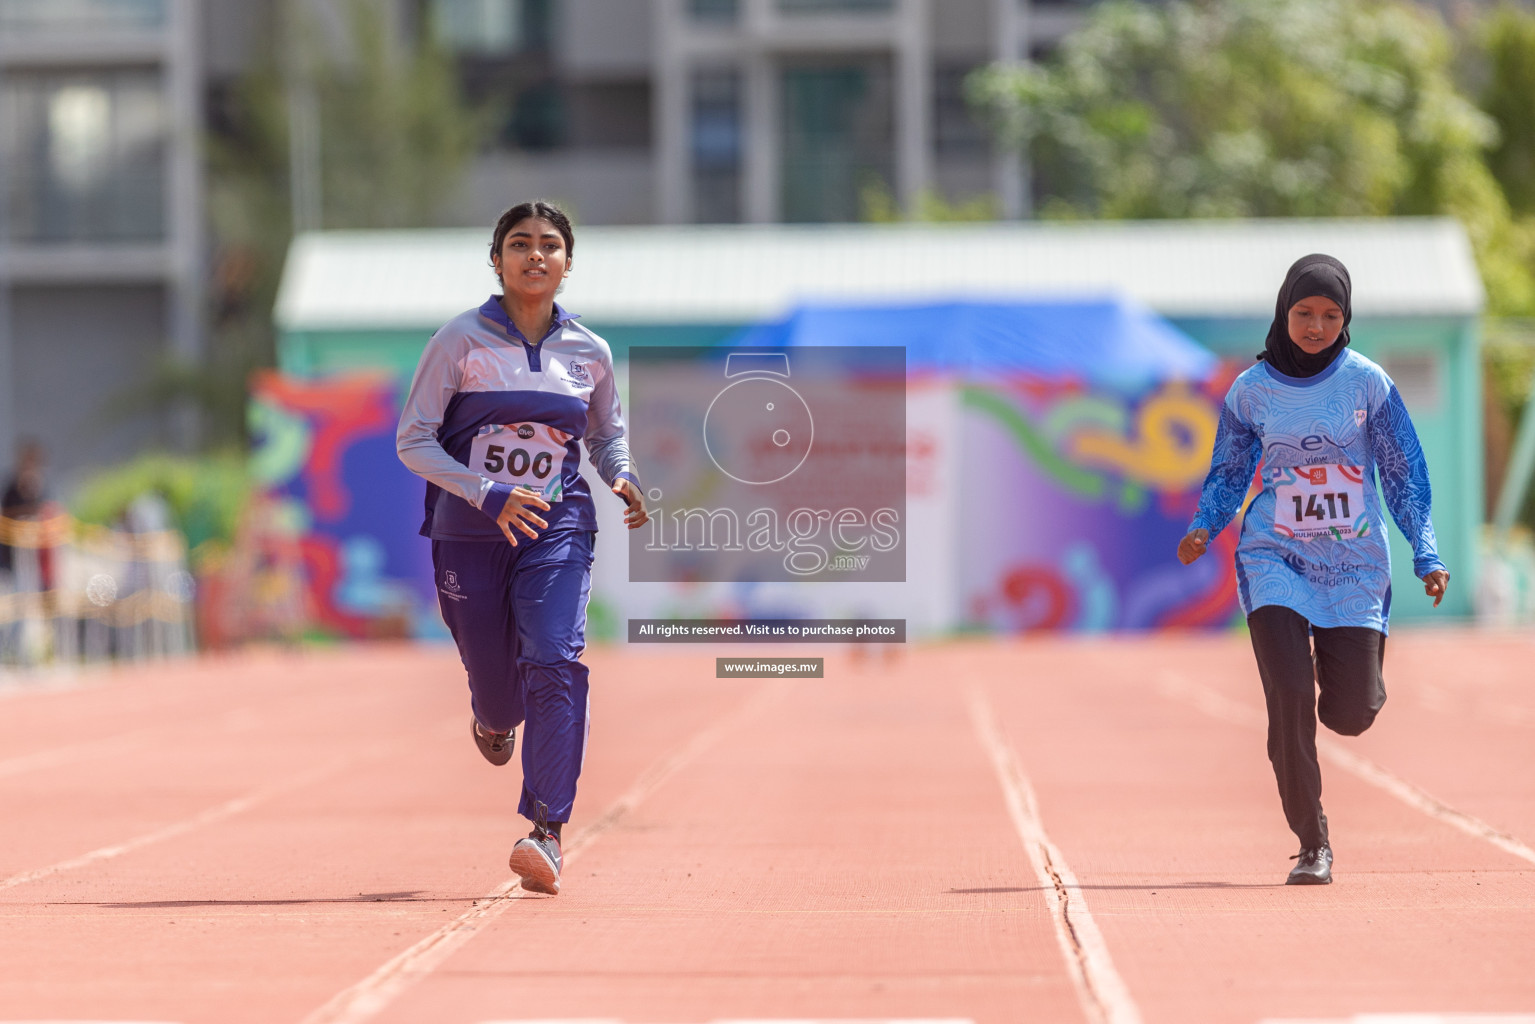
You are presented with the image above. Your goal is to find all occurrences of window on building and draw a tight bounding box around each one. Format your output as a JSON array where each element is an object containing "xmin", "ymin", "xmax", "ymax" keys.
[
  {"xmin": 780, "ymin": 61, "xmax": 893, "ymax": 222},
  {"xmin": 429, "ymin": 0, "xmax": 522, "ymax": 53},
  {"xmin": 777, "ymin": 0, "xmax": 893, "ymax": 14},
  {"xmin": 509, "ymin": 80, "xmax": 565, "ymax": 149},
  {"xmin": 934, "ymin": 65, "xmax": 988, "ymax": 156},
  {"xmin": 427, "ymin": 0, "xmax": 552, "ymax": 54},
  {"xmin": 567, "ymin": 81, "xmax": 651, "ymax": 149},
  {"xmin": 691, "ymin": 69, "xmax": 741, "ymax": 223},
  {"xmin": 688, "ymin": 0, "xmax": 739, "ymax": 24},
  {"xmin": 0, "ymin": 0, "xmax": 165, "ymax": 30},
  {"xmin": 1, "ymin": 71, "xmax": 166, "ymax": 242}
]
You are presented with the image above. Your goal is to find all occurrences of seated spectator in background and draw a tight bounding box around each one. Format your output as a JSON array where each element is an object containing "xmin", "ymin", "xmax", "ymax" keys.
[{"xmin": 1, "ymin": 439, "xmax": 49, "ymax": 579}]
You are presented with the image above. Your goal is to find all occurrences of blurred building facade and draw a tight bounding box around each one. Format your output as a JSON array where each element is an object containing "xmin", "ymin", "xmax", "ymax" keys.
[
  {"xmin": 0, "ymin": 0, "xmax": 1498, "ymax": 484},
  {"xmin": 440, "ymin": 0, "xmax": 1088, "ymax": 226},
  {"xmin": 0, "ymin": 0, "xmax": 1086, "ymax": 481},
  {"xmin": 0, "ymin": 0, "xmax": 204, "ymax": 479}
]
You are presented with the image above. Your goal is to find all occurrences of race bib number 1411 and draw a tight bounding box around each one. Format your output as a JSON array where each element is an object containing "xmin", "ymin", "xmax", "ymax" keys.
[{"xmin": 1272, "ymin": 464, "xmax": 1370, "ymax": 541}]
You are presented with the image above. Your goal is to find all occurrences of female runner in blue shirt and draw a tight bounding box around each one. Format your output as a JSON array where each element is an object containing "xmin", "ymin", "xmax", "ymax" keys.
[
  {"xmin": 397, "ymin": 201, "xmax": 647, "ymax": 895},
  {"xmin": 1178, "ymin": 254, "xmax": 1450, "ymax": 885}
]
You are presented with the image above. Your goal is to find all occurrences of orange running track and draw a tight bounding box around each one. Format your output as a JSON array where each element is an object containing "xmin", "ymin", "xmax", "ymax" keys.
[{"xmin": 0, "ymin": 633, "xmax": 1532, "ymax": 1024}]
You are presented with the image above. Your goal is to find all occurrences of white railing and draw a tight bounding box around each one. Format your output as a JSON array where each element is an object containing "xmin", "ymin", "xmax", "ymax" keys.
[{"xmin": 0, "ymin": 513, "xmax": 195, "ymax": 669}]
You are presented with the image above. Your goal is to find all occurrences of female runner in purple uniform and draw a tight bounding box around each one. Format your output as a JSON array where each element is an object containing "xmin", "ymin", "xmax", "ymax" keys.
[{"xmin": 397, "ymin": 201, "xmax": 647, "ymax": 894}]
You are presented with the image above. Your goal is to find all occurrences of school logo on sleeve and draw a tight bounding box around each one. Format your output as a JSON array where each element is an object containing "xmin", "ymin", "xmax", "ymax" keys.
[{"xmin": 563, "ymin": 360, "xmax": 593, "ymax": 389}]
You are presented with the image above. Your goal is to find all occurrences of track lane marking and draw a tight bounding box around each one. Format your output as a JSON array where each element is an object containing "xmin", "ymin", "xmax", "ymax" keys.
[
  {"xmin": 478, "ymin": 1019, "xmax": 975, "ymax": 1024},
  {"xmin": 299, "ymin": 682, "xmax": 787, "ymax": 1024},
  {"xmin": 0, "ymin": 756, "xmax": 354, "ymax": 892},
  {"xmin": 0, "ymin": 710, "xmax": 469, "ymax": 890},
  {"xmin": 1156, "ymin": 671, "xmax": 1535, "ymax": 868},
  {"xmin": 967, "ymin": 686, "xmax": 1143, "ymax": 1024},
  {"xmin": 0, "ymin": 730, "xmax": 158, "ymax": 781},
  {"xmin": 479, "ymin": 1019, "xmax": 976, "ymax": 1024},
  {"xmin": 1259, "ymin": 1016, "xmax": 1535, "ymax": 1023}
]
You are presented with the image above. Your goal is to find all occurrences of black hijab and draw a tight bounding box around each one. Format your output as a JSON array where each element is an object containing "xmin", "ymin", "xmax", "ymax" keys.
[{"xmin": 1258, "ymin": 253, "xmax": 1352, "ymax": 378}]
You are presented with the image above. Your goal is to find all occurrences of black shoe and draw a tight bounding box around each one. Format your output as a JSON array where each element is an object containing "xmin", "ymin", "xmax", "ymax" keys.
[
  {"xmin": 471, "ymin": 716, "xmax": 514, "ymax": 766},
  {"xmin": 1286, "ymin": 844, "xmax": 1333, "ymax": 885}
]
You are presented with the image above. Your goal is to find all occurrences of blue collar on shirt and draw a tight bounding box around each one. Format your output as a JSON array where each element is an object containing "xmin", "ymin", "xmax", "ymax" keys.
[
  {"xmin": 478, "ymin": 296, "xmax": 580, "ymax": 345},
  {"xmin": 479, "ymin": 297, "xmax": 579, "ymax": 372},
  {"xmin": 1261, "ymin": 348, "xmax": 1350, "ymax": 388}
]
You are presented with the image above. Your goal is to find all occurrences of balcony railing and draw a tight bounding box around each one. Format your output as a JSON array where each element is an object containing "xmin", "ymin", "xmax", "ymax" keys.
[{"xmin": 0, "ymin": 0, "xmax": 166, "ymax": 31}]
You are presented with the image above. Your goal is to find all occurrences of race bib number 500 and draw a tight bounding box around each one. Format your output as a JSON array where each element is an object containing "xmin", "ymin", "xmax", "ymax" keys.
[
  {"xmin": 470, "ymin": 423, "xmax": 570, "ymax": 502},
  {"xmin": 1272, "ymin": 464, "xmax": 1369, "ymax": 541}
]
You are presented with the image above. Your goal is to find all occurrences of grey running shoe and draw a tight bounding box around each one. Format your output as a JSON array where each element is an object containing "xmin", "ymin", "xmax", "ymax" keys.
[
  {"xmin": 1286, "ymin": 844, "xmax": 1333, "ymax": 885},
  {"xmin": 508, "ymin": 825, "xmax": 562, "ymax": 895},
  {"xmin": 471, "ymin": 717, "xmax": 514, "ymax": 766}
]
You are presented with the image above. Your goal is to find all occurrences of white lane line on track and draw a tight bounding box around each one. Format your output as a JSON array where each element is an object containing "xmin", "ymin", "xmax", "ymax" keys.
[
  {"xmin": 480, "ymin": 1019, "xmax": 975, "ymax": 1024},
  {"xmin": 0, "ymin": 756, "xmax": 353, "ymax": 893},
  {"xmin": 967, "ymin": 686, "xmax": 1143, "ymax": 1024},
  {"xmin": 1156, "ymin": 671, "xmax": 1535, "ymax": 868},
  {"xmin": 0, "ymin": 669, "xmax": 93, "ymax": 700},
  {"xmin": 1260, "ymin": 1016, "xmax": 1535, "ymax": 1024},
  {"xmin": 0, "ymin": 726, "xmax": 164, "ymax": 782},
  {"xmin": 299, "ymin": 682, "xmax": 788, "ymax": 1024}
]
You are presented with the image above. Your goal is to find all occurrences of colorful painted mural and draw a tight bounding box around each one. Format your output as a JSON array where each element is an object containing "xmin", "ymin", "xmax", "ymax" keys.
[
  {"xmin": 956, "ymin": 366, "xmax": 1250, "ymax": 632},
  {"xmin": 245, "ymin": 309, "xmax": 1255, "ymax": 639},
  {"xmin": 247, "ymin": 372, "xmax": 440, "ymax": 639}
]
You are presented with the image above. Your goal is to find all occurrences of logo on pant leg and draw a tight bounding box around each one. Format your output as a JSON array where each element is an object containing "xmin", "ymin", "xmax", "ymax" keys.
[{"xmin": 440, "ymin": 569, "xmax": 466, "ymax": 601}]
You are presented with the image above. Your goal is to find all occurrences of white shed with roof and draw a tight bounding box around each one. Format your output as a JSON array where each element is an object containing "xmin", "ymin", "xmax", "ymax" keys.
[{"xmin": 277, "ymin": 217, "xmax": 1481, "ymax": 332}]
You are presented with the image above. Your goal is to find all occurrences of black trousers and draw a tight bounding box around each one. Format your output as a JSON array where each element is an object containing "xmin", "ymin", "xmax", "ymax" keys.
[{"xmin": 1247, "ymin": 604, "xmax": 1387, "ymax": 849}]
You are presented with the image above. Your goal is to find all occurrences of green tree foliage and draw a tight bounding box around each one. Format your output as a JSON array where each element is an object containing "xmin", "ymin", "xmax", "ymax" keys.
[
  {"xmin": 90, "ymin": 2, "xmax": 487, "ymax": 548},
  {"xmin": 858, "ymin": 179, "xmax": 1000, "ymax": 223},
  {"xmin": 301, "ymin": 1, "xmax": 487, "ymax": 230},
  {"xmin": 193, "ymin": 0, "xmax": 487, "ymax": 444},
  {"xmin": 1472, "ymin": 7, "xmax": 1535, "ymax": 516},
  {"xmin": 71, "ymin": 452, "xmax": 251, "ymax": 565},
  {"xmin": 968, "ymin": 0, "xmax": 1535, "ymax": 313},
  {"xmin": 1480, "ymin": 4, "xmax": 1535, "ymax": 217}
]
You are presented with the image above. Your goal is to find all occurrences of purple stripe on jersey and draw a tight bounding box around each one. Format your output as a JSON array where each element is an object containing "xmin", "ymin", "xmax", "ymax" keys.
[
  {"xmin": 440, "ymin": 391, "xmax": 590, "ymax": 453},
  {"xmin": 422, "ymin": 390, "xmax": 593, "ymax": 540}
]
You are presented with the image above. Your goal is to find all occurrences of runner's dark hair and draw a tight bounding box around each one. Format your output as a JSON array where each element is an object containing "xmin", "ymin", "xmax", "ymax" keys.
[{"xmin": 490, "ymin": 201, "xmax": 575, "ymax": 266}]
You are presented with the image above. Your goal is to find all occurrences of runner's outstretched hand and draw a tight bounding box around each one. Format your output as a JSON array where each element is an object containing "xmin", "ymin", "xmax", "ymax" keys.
[
  {"xmin": 613, "ymin": 479, "xmax": 649, "ymax": 529},
  {"xmin": 496, "ymin": 487, "xmax": 551, "ymax": 546},
  {"xmin": 1422, "ymin": 569, "xmax": 1450, "ymax": 608},
  {"xmin": 1177, "ymin": 528, "xmax": 1210, "ymax": 566}
]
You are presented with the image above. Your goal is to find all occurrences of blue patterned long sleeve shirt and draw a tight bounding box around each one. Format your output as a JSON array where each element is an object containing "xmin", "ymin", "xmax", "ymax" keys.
[{"xmin": 1189, "ymin": 350, "xmax": 1445, "ymax": 632}]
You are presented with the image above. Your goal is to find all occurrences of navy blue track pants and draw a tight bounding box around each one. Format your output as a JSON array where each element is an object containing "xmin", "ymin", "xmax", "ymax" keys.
[{"xmin": 433, "ymin": 529, "xmax": 594, "ymax": 825}]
